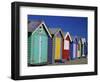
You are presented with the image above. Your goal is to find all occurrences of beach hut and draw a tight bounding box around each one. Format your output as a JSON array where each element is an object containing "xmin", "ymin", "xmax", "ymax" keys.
[
  {"xmin": 81, "ymin": 38, "xmax": 87, "ymax": 57},
  {"xmin": 70, "ymin": 36, "xmax": 78, "ymax": 60},
  {"xmin": 49, "ymin": 28, "xmax": 64, "ymax": 63},
  {"xmin": 63, "ymin": 32, "xmax": 72, "ymax": 61},
  {"xmin": 28, "ymin": 21, "xmax": 52, "ymax": 65},
  {"xmin": 77, "ymin": 38, "xmax": 82, "ymax": 58}
]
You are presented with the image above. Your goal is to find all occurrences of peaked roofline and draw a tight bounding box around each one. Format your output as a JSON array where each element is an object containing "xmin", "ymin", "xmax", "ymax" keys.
[
  {"xmin": 64, "ymin": 32, "xmax": 72, "ymax": 42},
  {"xmin": 42, "ymin": 21, "xmax": 52, "ymax": 38},
  {"xmin": 54, "ymin": 28, "xmax": 64, "ymax": 38},
  {"xmin": 31, "ymin": 21, "xmax": 52, "ymax": 38},
  {"xmin": 78, "ymin": 38, "xmax": 82, "ymax": 43},
  {"xmin": 81, "ymin": 38, "xmax": 86, "ymax": 44}
]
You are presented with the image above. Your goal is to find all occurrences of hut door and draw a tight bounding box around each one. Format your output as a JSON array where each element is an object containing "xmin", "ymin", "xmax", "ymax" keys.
[
  {"xmin": 64, "ymin": 40, "xmax": 69, "ymax": 50},
  {"xmin": 55, "ymin": 37, "xmax": 61, "ymax": 60},
  {"xmin": 41, "ymin": 35, "xmax": 48, "ymax": 63},
  {"xmin": 33, "ymin": 34, "xmax": 48, "ymax": 64}
]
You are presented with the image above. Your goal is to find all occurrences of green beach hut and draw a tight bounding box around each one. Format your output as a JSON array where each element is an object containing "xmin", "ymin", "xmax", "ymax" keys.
[{"xmin": 28, "ymin": 21, "xmax": 52, "ymax": 66}]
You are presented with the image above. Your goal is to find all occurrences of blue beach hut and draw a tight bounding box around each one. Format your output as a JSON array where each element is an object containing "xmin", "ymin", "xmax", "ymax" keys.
[{"xmin": 70, "ymin": 36, "xmax": 78, "ymax": 60}]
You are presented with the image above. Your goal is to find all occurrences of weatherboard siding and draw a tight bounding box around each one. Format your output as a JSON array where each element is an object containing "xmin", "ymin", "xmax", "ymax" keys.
[{"xmin": 28, "ymin": 27, "xmax": 48, "ymax": 65}]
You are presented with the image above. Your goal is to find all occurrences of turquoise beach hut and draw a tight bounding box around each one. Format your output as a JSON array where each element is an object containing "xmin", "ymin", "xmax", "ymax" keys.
[{"xmin": 28, "ymin": 21, "xmax": 52, "ymax": 66}]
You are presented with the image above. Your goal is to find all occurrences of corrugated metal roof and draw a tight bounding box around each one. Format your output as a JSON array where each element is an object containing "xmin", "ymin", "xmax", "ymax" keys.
[{"xmin": 28, "ymin": 20, "xmax": 42, "ymax": 32}]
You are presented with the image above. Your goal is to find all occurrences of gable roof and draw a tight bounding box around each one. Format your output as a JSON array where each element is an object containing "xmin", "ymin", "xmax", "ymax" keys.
[
  {"xmin": 28, "ymin": 20, "xmax": 52, "ymax": 38},
  {"xmin": 78, "ymin": 37, "xmax": 82, "ymax": 41},
  {"xmin": 48, "ymin": 28, "xmax": 64, "ymax": 38},
  {"xmin": 72, "ymin": 36, "xmax": 78, "ymax": 43},
  {"xmin": 81, "ymin": 38, "xmax": 86, "ymax": 44},
  {"xmin": 64, "ymin": 32, "xmax": 72, "ymax": 42},
  {"xmin": 78, "ymin": 38, "xmax": 82, "ymax": 44}
]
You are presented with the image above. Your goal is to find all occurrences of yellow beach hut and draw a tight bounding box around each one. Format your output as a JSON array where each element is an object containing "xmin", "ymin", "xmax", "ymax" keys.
[{"xmin": 49, "ymin": 28, "xmax": 64, "ymax": 63}]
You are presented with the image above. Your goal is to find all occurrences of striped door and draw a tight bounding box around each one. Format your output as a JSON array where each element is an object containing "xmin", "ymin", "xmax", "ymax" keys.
[{"xmin": 55, "ymin": 37, "xmax": 61, "ymax": 60}]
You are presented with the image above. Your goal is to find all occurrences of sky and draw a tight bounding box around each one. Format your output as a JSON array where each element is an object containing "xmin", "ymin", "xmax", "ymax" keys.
[{"xmin": 28, "ymin": 15, "xmax": 88, "ymax": 40}]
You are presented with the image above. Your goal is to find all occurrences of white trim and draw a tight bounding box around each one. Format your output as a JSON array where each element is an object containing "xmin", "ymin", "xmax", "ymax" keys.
[
  {"xmin": 64, "ymin": 32, "xmax": 72, "ymax": 42},
  {"xmin": 82, "ymin": 38, "xmax": 86, "ymax": 44},
  {"xmin": 31, "ymin": 21, "xmax": 52, "ymax": 38},
  {"xmin": 82, "ymin": 38, "xmax": 86, "ymax": 57},
  {"xmin": 82, "ymin": 44, "xmax": 85, "ymax": 57},
  {"xmin": 42, "ymin": 21, "xmax": 52, "ymax": 38},
  {"xmin": 39, "ymin": 36, "xmax": 41, "ymax": 63},
  {"xmin": 54, "ymin": 29, "xmax": 64, "ymax": 38}
]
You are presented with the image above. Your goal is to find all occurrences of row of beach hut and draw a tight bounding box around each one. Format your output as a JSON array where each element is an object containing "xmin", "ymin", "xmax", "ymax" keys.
[{"xmin": 28, "ymin": 21, "xmax": 88, "ymax": 66}]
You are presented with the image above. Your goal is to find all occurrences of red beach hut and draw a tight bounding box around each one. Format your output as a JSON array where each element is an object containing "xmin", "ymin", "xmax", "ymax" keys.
[{"xmin": 62, "ymin": 32, "xmax": 72, "ymax": 61}]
